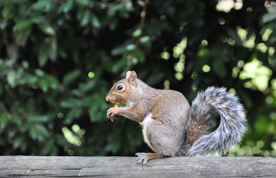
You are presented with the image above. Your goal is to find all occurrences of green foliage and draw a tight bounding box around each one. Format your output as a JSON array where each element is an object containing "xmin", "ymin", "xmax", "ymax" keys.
[{"xmin": 0, "ymin": 0, "xmax": 275, "ymax": 156}]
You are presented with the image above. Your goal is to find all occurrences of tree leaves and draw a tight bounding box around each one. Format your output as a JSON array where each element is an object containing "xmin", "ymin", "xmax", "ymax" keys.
[
  {"xmin": 262, "ymin": 8, "xmax": 276, "ymax": 24},
  {"xmin": 38, "ymin": 37, "xmax": 57, "ymax": 67},
  {"xmin": 13, "ymin": 20, "xmax": 33, "ymax": 31},
  {"xmin": 7, "ymin": 70, "xmax": 17, "ymax": 88},
  {"xmin": 0, "ymin": 0, "xmax": 275, "ymax": 157},
  {"xmin": 63, "ymin": 70, "xmax": 81, "ymax": 86}
]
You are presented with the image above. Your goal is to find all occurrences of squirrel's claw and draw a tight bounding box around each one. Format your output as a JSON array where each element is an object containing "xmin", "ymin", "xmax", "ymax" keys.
[
  {"xmin": 106, "ymin": 107, "xmax": 117, "ymax": 122},
  {"xmin": 136, "ymin": 152, "xmax": 159, "ymax": 165},
  {"xmin": 135, "ymin": 153, "xmax": 149, "ymax": 165}
]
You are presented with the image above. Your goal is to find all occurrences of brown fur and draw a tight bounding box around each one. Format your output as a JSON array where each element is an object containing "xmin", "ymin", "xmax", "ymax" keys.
[
  {"xmin": 184, "ymin": 118, "xmax": 207, "ymax": 153},
  {"xmin": 145, "ymin": 153, "xmax": 158, "ymax": 159}
]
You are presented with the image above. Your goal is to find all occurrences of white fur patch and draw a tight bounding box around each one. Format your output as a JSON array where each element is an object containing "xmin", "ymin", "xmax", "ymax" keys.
[{"xmin": 142, "ymin": 112, "xmax": 153, "ymax": 149}]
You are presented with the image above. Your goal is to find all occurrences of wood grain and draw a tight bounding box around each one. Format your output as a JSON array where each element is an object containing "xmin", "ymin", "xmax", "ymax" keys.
[{"xmin": 0, "ymin": 156, "xmax": 275, "ymax": 177}]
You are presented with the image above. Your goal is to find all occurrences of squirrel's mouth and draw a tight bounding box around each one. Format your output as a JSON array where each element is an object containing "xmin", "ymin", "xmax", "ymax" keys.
[{"xmin": 106, "ymin": 95, "xmax": 125, "ymax": 104}]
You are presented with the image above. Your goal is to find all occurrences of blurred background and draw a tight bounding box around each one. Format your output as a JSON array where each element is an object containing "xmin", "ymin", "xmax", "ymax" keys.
[{"xmin": 0, "ymin": 0, "xmax": 275, "ymax": 157}]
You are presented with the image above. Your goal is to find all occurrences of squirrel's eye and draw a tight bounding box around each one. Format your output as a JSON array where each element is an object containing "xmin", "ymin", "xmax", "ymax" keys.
[{"xmin": 116, "ymin": 85, "xmax": 124, "ymax": 91}]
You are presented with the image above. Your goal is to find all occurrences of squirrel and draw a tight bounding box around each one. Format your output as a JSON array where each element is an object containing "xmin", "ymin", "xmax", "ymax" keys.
[{"xmin": 106, "ymin": 71, "xmax": 246, "ymax": 164}]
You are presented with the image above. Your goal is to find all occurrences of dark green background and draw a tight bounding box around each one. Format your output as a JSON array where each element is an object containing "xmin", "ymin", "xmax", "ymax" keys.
[{"xmin": 0, "ymin": 0, "xmax": 276, "ymax": 156}]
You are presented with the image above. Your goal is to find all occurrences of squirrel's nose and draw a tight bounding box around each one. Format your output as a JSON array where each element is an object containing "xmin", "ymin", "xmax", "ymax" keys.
[{"xmin": 106, "ymin": 96, "xmax": 110, "ymax": 103}]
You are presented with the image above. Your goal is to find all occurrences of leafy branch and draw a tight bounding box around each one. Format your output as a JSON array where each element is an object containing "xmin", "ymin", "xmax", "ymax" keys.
[{"xmin": 128, "ymin": 0, "xmax": 150, "ymax": 70}]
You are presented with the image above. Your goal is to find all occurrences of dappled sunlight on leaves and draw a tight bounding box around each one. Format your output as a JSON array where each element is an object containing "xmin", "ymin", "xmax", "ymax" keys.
[{"xmin": 0, "ymin": 0, "xmax": 275, "ymax": 157}]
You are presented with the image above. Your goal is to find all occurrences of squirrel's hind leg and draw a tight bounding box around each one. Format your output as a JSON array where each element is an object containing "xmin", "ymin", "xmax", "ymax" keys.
[{"xmin": 136, "ymin": 152, "xmax": 158, "ymax": 165}]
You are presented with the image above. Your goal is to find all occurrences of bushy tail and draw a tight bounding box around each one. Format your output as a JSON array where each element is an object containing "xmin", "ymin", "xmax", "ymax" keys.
[{"xmin": 186, "ymin": 87, "xmax": 246, "ymax": 156}]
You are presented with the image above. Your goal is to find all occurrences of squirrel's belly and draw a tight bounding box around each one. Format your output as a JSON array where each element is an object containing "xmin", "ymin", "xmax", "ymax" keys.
[{"xmin": 142, "ymin": 112, "xmax": 154, "ymax": 150}]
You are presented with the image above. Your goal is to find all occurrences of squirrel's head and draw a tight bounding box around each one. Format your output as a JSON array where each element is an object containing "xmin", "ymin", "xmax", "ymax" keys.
[{"xmin": 106, "ymin": 71, "xmax": 138, "ymax": 104}]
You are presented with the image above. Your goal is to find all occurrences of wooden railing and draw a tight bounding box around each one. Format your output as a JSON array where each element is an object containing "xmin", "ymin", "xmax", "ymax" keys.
[{"xmin": 0, "ymin": 156, "xmax": 275, "ymax": 177}]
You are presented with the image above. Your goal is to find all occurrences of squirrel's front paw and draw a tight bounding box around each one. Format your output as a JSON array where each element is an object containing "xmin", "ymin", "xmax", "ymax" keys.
[{"xmin": 106, "ymin": 105, "xmax": 119, "ymax": 122}]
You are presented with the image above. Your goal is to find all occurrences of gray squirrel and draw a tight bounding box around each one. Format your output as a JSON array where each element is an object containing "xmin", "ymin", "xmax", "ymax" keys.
[{"xmin": 106, "ymin": 71, "xmax": 246, "ymax": 164}]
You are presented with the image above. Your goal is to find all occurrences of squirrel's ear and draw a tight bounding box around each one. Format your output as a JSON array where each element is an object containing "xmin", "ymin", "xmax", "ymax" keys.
[
  {"xmin": 126, "ymin": 71, "xmax": 132, "ymax": 79},
  {"xmin": 126, "ymin": 71, "xmax": 138, "ymax": 87}
]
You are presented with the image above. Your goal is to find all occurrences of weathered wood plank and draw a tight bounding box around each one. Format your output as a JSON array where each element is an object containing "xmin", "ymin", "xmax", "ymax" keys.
[{"xmin": 0, "ymin": 156, "xmax": 275, "ymax": 177}]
